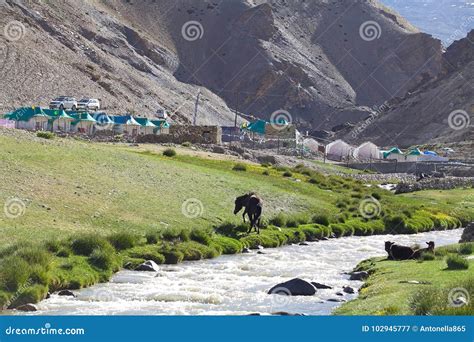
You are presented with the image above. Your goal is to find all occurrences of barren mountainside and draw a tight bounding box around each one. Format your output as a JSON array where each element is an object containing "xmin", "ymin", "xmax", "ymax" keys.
[{"xmin": 0, "ymin": 0, "xmax": 471, "ymax": 145}]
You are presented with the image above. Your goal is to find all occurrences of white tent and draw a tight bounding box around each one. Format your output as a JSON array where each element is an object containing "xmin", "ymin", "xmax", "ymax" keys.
[
  {"xmin": 354, "ymin": 141, "xmax": 380, "ymax": 161},
  {"xmin": 326, "ymin": 139, "xmax": 353, "ymax": 161}
]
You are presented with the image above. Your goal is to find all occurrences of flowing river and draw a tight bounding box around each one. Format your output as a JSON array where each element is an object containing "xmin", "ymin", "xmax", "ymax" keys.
[{"xmin": 30, "ymin": 229, "xmax": 462, "ymax": 315}]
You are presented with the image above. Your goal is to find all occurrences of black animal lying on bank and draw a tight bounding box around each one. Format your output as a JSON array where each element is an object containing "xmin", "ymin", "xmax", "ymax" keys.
[
  {"xmin": 385, "ymin": 241, "xmax": 415, "ymax": 260},
  {"xmin": 385, "ymin": 241, "xmax": 435, "ymax": 260},
  {"xmin": 411, "ymin": 241, "xmax": 435, "ymax": 259}
]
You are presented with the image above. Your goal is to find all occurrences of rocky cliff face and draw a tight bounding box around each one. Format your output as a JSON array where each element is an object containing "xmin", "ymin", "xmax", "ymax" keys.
[
  {"xmin": 344, "ymin": 29, "xmax": 473, "ymax": 147},
  {"xmin": 0, "ymin": 0, "xmax": 457, "ymax": 139}
]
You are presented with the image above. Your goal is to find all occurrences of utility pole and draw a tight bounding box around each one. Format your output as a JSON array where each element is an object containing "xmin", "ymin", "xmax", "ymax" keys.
[{"xmin": 193, "ymin": 90, "xmax": 201, "ymax": 126}]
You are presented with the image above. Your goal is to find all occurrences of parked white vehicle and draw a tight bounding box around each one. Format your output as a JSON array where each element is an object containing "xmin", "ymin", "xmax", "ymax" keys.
[
  {"xmin": 77, "ymin": 98, "xmax": 101, "ymax": 112},
  {"xmin": 49, "ymin": 96, "xmax": 78, "ymax": 111}
]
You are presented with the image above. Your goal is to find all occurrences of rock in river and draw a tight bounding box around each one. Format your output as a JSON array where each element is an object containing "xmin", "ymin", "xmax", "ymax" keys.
[
  {"xmin": 311, "ymin": 282, "xmax": 332, "ymax": 289},
  {"xmin": 57, "ymin": 290, "xmax": 76, "ymax": 297},
  {"xmin": 268, "ymin": 278, "xmax": 316, "ymax": 296},
  {"xmin": 16, "ymin": 303, "xmax": 38, "ymax": 312},
  {"xmin": 135, "ymin": 260, "xmax": 160, "ymax": 272},
  {"xmin": 349, "ymin": 271, "xmax": 369, "ymax": 281}
]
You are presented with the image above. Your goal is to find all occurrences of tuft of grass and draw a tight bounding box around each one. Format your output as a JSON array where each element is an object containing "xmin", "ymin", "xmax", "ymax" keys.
[
  {"xmin": 232, "ymin": 163, "xmax": 247, "ymax": 171},
  {"xmin": 459, "ymin": 243, "xmax": 473, "ymax": 255},
  {"xmin": 107, "ymin": 232, "xmax": 140, "ymax": 251},
  {"xmin": 70, "ymin": 235, "xmax": 112, "ymax": 256},
  {"xmin": 262, "ymin": 170, "xmax": 270, "ymax": 176},
  {"xmin": 163, "ymin": 148, "xmax": 177, "ymax": 157},
  {"xmin": 445, "ymin": 254, "xmax": 469, "ymax": 270},
  {"xmin": 311, "ymin": 214, "xmax": 330, "ymax": 226},
  {"xmin": 282, "ymin": 171, "xmax": 293, "ymax": 177},
  {"xmin": 190, "ymin": 228, "xmax": 212, "ymax": 245},
  {"xmin": 36, "ymin": 131, "xmax": 54, "ymax": 139},
  {"xmin": 88, "ymin": 246, "xmax": 119, "ymax": 271}
]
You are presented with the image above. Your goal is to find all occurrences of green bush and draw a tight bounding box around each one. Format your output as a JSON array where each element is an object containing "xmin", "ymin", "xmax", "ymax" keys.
[
  {"xmin": 161, "ymin": 227, "xmax": 190, "ymax": 242},
  {"xmin": 190, "ymin": 228, "xmax": 212, "ymax": 245},
  {"xmin": 383, "ymin": 215, "xmax": 407, "ymax": 234},
  {"xmin": 232, "ymin": 163, "xmax": 247, "ymax": 171},
  {"xmin": 285, "ymin": 213, "xmax": 309, "ymax": 227},
  {"xmin": 108, "ymin": 232, "xmax": 139, "ymax": 251},
  {"xmin": 459, "ymin": 243, "xmax": 473, "ymax": 255},
  {"xmin": 409, "ymin": 287, "xmax": 443, "ymax": 315},
  {"xmin": 70, "ymin": 234, "xmax": 112, "ymax": 256},
  {"xmin": 15, "ymin": 247, "xmax": 51, "ymax": 268},
  {"xmin": 269, "ymin": 213, "xmax": 287, "ymax": 227},
  {"xmin": 312, "ymin": 214, "xmax": 330, "ymax": 226},
  {"xmin": 36, "ymin": 131, "xmax": 54, "ymax": 139},
  {"xmin": 212, "ymin": 236, "xmax": 243, "ymax": 254},
  {"xmin": 214, "ymin": 222, "xmax": 248, "ymax": 238},
  {"xmin": 446, "ymin": 254, "xmax": 469, "ymax": 270},
  {"xmin": 127, "ymin": 245, "xmax": 165, "ymax": 264},
  {"xmin": 88, "ymin": 247, "xmax": 119, "ymax": 271},
  {"xmin": 282, "ymin": 171, "xmax": 293, "ymax": 177},
  {"xmin": 262, "ymin": 170, "xmax": 270, "ymax": 176},
  {"xmin": 163, "ymin": 148, "xmax": 177, "ymax": 157},
  {"xmin": 0, "ymin": 256, "xmax": 31, "ymax": 292},
  {"xmin": 145, "ymin": 230, "xmax": 161, "ymax": 244},
  {"xmin": 420, "ymin": 252, "xmax": 435, "ymax": 261}
]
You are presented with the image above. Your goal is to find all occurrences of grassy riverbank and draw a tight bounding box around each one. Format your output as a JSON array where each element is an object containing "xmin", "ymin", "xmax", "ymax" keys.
[
  {"xmin": 0, "ymin": 129, "xmax": 473, "ymax": 309},
  {"xmin": 335, "ymin": 242, "xmax": 474, "ymax": 315}
]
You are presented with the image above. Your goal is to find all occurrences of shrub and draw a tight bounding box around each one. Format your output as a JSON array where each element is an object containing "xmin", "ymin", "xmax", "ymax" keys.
[
  {"xmin": 446, "ymin": 254, "xmax": 469, "ymax": 270},
  {"xmin": 269, "ymin": 213, "xmax": 287, "ymax": 227},
  {"xmin": 36, "ymin": 131, "xmax": 54, "ymax": 139},
  {"xmin": 190, "ymin": 228, "xmax": 212, "ymax": 245},
  {"xmin": 282, "ymin": 171, "xmax": 293, "ymax": 177},
  {"xmin": 409, "ymin": 287, "xmax": 443, "ymax": 315},
  {"xmin": 459, "ymin": 243, "xmax": 473, "ymax": 255},
  {"xmin": 212, "ymin": 236, "xmax": 243, "ymax": 254},
  {"xmin": 88, "ymin": 247, "xmax": 119, "ymax": 271},
  {"xmin": 145, "ymin": 230, "xmax": 161, "ymax": 244},
  {"xmin": 285, "ymin": 213, "xmax": 309, "ymax": 227},
  {"xmin": 232, "ymin": 163, "xmax": 247, "ymax": 171},
  {"xmin": 312, "ymin": 214, "xmax": 330, "ymax": 226},
  {"xmin": 0, "ymin": 256, "xmax": 31, "ymax": 292},
  {"xmin": 161, "ymin": 227, "xmax": 190, "ymax": 242},
  {"xmin": 163, "ymin": 148, "xmax": 176, "ymax": 157},
  {"xmin": 70, "ymin": 235, "xmax": 112, "ymax": 256},
  {"xmin": 420, "ymin": 252, "xmax": 435, "ymax": 261},
  {"xmin": 15, "ymin": 247, "xmax": 51, "ymax": 268},
  {"xmin": 107, "ymin": 232, "xmax": 139, "ymax": 251},
  {"xmin": 127, "ymin": 246, "xmax": 165, "ymax": 264},
  {"xmin": 262, "ymin": 170, "xmax": 270, "ymax": 176}
]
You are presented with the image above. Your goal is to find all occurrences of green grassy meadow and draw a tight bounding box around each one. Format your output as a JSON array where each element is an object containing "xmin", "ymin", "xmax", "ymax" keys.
[{"xmin": 0, "ymin": 129, "xmax": 472, "ymax": 309}]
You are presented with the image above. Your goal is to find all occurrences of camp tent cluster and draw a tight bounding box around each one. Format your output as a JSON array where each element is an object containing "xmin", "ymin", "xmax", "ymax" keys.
[
  {"xmin": 325, "ymin": 140, "xmax": 447, "ymax": 162},
  {"xmin": 2, "ymin": 107, "xmax": 170, "ymax": 136}
]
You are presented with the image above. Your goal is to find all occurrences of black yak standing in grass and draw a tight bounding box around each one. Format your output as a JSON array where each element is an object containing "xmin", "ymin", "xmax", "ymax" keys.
[
  {"xmin": 411, "ymin": 241, "xmax": 435, "ymax": 259},
  {"xmin": 234, "ymin": 193, "xmax": 263, "ymax": 234},
  {"xmin": 384, "ymin": 241, "xmax": 415, "ymax": 260}
]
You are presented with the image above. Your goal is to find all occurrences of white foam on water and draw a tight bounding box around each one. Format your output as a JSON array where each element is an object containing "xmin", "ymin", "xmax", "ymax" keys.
[{"xmin": 29, "ymin": 229, "xmax": 462, "ymax": 315}]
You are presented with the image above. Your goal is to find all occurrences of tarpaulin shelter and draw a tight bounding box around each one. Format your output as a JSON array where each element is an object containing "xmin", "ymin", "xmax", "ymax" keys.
[
  {"xmin": 150, "ymin": 119, "xmax": 170, "ymax": 134},
  {"xmin": 113, "ymin": 115, "xmax": 141, "ymax": 136},
  {"xmin": 381, "ymin": 147, "xmax": 404, "ymax": 161},
  {"xmin": 7, "ymin": 107, "xmax": 50, "ymax": 131},
  {"xmin": 93, "ymin": 112, "xmax": 115, "ymax": 131},
  {"xmin": 325, "ymin": 139, "xmax": 353, "ymax": 161},
  {"xmin": 406, "ymin": 148, "xmax": 423, "ymax": 161},
  {"xmin": 70, "ymin": 112, "xmax": 97, "ymax": 135},
  {"xmin": 43, "ymin": 109, "xmax": 74, "ymax": 132},
  {"xmin": 353, "ymin": 141, "xmax": 380, "ymax": 161},
  {"xmin": 135, "ymin": 117, "xmax": 157, "ymax": 135}
]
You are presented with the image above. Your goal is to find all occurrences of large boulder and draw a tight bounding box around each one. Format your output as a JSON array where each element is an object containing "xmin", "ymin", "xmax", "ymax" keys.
[
  {"xmin": 57, "ymin": 290, "xmax": 76, "ymax": 297},
  {"xmin": 268, "ymin": 278, "xmax": 316, "ymax": 296},
  {"xmin": 311, "ymin": 282, "xmax": 332, "ymax": 289},
  {"xmin": 135, "ymin": 260, "xmax": 160, "ymax": 272},
  {"xmin": 460, "ymin": 222, "xmax": 474, "ymax": 242}
]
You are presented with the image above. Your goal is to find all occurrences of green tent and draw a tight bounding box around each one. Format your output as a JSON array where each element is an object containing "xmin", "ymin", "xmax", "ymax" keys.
[
  {"xmin": 135, "ymin": 117, "xmax": 157, "ymax": 127},
  {"xmin": 5, "ymin": 107, "xmax": 49, "ymax": 121},
  {"xmin": 43, "ymin": 109, "xmax": 73, "ymax": 120},
  {"xmin": 382, "ymin": 147, "xmax": 403, "ymax": 159},
  {"xmin": 407, "ymin": 148, "xmax": 422, "ymax": 156},
  {"xmin": 70, "ymin": 112, "xmax": 97, "ymax": 125},
  {"xmin": 150, "ymin": 119, "xmax": 170, "ymax": 128},
  {"xmin": 243, "ymin": 119, "xmax": 266, "ymax": 134}
]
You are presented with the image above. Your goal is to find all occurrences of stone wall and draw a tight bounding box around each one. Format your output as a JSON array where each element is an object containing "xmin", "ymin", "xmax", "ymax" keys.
[
  {"xmin": 137, "ymin": 125, "xmax": 222, "ymax": 144},
  {"xmin": 394, "ymin": 177, "xmax": 474, "ymax": 194}
]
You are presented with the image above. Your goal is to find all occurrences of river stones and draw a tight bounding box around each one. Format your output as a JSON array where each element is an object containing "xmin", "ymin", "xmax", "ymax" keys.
[
  {"xmin": 135, "ymin": 260, "xmax": 160, "ymax": 272},
  {"xmin": 349, "ymin": 271, "xmax": 369, "ymax": 281},
  {"xmin": 299, "ymin": 242, "xmax": 309, "ymax": 246},
  {"xmin": 16, "ymin": 303, "xmax": 38, "ymax": 312},
  {"xmin": 327, "ymin": 298, "xmax": 346, "ymax": 303},
  {"xmin": 268, "ymin": 278, "xmax": 317, "ymax": 296},
  {"xmin": 460, "ymin": 222, "xmax": 474, "ymax": 242},
  {"xmin": 343, "ymin": 286, "xmax": 355, "ymax": 294},
  {"xmin": 242, "ymin": 247, "xmax": 251, "ymax": 253},
  {"xmin": 311, "ymin": 282, "xmax": 332, "ymax": 289},
  {"xmin": 57, "ymin": 290, "xmax": 76, "ymax": 297}
]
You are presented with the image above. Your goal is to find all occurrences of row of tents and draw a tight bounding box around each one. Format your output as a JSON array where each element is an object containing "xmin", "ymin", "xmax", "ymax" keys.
[
  {"xmin": 1, "ymin": 107, "xmax": 170, "ymax": 136},
  {"xmin": 325, "ymin": 140, "xmax": 448, "ymax": 162}
]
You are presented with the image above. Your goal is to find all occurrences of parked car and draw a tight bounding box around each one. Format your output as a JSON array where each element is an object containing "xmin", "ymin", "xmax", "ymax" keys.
[
  {"xmin": 49, "ymin": 96, "xmax": 77, "ymax": 111},
  {"xmin": 77, "ymin": 98, "xmax": 101, "ymax": 112}
]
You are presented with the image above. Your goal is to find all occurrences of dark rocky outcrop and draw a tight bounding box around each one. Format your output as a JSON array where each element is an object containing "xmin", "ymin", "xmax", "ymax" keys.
[
  {"xmin": 311, "ymin": 282, "xmax": 332, "ymax": 289},
  {"xmin": 57, "ymin": 290, "xmax": 76, "ymax": 297},
  {"xmin": 268, "ymin": 278, "xmax": 316, "ymax": 296},
  {"xmin": 460, "ymin": 222, "xmax": 474, "ymax": 243},
  {"xmin": 15, "ymin": 303, "xmax": 38, "ymax": 312},
  {"xmin": 349, "ymin": 271, "xmax": 369, "ymax": 281}
]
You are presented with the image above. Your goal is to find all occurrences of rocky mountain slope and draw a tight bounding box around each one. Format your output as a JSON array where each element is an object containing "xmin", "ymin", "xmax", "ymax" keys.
[
  {"xmin": 0, "ymin": 0, "xmax": 469, "ymax": 146},
  {"xmin": 343, "ymin": 29, "xmax": 473, "ymax": 147}
]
